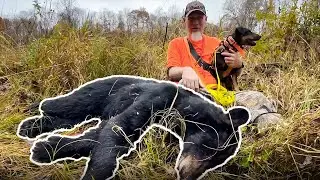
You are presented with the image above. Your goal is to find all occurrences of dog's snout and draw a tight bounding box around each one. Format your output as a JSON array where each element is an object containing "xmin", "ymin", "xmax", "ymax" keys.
[
  {"xmin": 255, "ymin": 34, "xmax": 262, "ymax": 40},
  {"xmin": 250, "ymin": 33, "xmax": 261, "ymax": 41}
]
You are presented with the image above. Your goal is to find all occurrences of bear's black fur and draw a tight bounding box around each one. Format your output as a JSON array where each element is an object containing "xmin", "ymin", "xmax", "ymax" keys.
[{"xmin": 17, "ymin": 75, "xmax": 250, "ymax": 180}]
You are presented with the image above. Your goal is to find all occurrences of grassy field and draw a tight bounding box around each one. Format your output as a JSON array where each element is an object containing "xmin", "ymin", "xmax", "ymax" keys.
[{"xmin": 0, "ymin": 21, "xmax": 319, "ymax": 180}]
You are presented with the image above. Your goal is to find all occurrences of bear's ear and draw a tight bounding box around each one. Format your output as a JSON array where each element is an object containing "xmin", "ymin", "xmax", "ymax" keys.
[{"xmin": 226, "ymin": 107, "xmax": 250, "ymax": 128}]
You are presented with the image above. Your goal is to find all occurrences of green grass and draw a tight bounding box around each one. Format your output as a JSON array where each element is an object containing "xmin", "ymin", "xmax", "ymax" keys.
[{"xmin": 0, "ymin": 22, "xmax": 319, "ymax": 179}]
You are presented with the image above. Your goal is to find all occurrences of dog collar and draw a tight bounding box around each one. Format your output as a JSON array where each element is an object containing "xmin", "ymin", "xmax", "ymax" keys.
[{"xmin": 226, "ymin": 36, "xmax": 245, "ymax": 58}]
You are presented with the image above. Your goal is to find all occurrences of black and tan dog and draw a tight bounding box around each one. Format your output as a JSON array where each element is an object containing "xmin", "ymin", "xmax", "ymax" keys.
[{"xmin": 213, "ymin": 27, "xmax": 261, "ymax": 91}]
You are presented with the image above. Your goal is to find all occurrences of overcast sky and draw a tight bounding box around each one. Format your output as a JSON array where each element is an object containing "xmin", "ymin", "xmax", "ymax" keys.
[{"xmin": 0, "ymin": 0, "xmax": 226, "ymax": 23}]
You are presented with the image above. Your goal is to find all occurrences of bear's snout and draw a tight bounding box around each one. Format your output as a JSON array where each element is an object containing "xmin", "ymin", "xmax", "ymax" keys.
[{"xmin": 178, "ymin": 154, "xmax": 208, "ymax": 180}]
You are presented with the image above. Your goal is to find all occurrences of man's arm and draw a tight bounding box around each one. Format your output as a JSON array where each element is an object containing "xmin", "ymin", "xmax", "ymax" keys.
[
  {"xmin": 168, "ymin": 66, "xmax": 202, "ymax": 91},
  {"xmin": 166, "ymin": 40, "xmax": 202, "ymax": 91},
  {"xmin": 166, "ymin": 39, "xmax": 183, "ymax": 81},
  {"xmin": 167, "ymin": 67, "xmax": 184, "ymax": 81}
]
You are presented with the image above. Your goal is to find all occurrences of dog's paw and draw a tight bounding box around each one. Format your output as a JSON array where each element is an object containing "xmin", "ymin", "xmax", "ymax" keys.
[
  {"xmin": 31, "ymin": 136, "xmax": 62, "ymax": 164},
  {"xmin": 18, "ymin": 118, "xmax": 42, "ymax": 139}
]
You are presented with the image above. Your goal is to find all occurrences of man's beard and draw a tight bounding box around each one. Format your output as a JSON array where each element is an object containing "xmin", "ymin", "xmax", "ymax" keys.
[{"xmin": 190, "ymin": 31, "xmax": 202, "ymax": 41}]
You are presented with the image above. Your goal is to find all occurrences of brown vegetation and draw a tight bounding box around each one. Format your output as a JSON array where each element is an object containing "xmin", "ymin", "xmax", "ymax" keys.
[{"xmin": 0, "ymin": 0, "xmax": 319, "ymax": 179}]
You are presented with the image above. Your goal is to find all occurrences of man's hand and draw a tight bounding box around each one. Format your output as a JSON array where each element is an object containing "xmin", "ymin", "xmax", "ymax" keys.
[
  {"xmin": 179, "ymin": 67, "xmax": 203, "ymax": 92},
  {"xmin": 221, "ymin": 49, "xmax": 243, "ymax": 68}
]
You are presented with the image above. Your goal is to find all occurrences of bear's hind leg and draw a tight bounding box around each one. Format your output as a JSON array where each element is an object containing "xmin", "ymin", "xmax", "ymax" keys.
[
  {"xmin": 18, "ymin": 115, "xmax": 90, "ymax": 139},
  {"xmin": 30, "ymin": 127, "xmax": 100, "ymax": 164}
]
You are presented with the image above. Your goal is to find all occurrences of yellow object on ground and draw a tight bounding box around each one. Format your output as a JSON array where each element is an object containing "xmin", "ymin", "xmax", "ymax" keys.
[
  {"xmin": 204, "ymin": 49, "xmax": 236, "ymax": 107},
  {"xmin": 205, "ymin": 84, "xmax": 235, "ymax": 107}
]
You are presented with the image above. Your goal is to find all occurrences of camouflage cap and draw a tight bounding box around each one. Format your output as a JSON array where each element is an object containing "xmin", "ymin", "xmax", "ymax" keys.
[{"xmin": 184, "ymin": 1, "xmax": 207, "ymax": 17}]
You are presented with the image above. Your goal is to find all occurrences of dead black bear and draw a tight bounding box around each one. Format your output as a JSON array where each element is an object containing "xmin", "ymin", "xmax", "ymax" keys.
[{"xmin": 16, "ymin": 75, "xmax": 250, "ymax": 180}]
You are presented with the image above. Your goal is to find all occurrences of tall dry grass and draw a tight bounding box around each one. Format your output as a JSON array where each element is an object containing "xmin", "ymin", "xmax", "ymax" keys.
[{"xmin": 0, "ymin": 19, "xmax": 319, "ymax": 180}]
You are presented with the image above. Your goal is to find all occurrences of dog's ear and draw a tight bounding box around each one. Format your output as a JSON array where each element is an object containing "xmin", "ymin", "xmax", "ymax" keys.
[
  {"xmin": 235, "ymin": 27, "xmax": 247, "ymax": 36},
  {"xmin": 235, "ymin": 27, "xmax": 241, "ymax": 35},
  {"xmin": 233, "ymin": 27, "xmax": 247, "ymax": 44},
  {"xmin": 226, "ymin": 107, "xmax": 250, "ymax": 128}
]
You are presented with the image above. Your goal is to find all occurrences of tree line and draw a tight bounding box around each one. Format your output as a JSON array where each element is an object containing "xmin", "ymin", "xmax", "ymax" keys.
[{"xmin": 0, "ymin": 0, "xmax": 318, "ymax": 46}]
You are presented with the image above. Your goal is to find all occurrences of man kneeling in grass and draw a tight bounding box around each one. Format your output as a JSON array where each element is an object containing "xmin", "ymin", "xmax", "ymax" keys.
[{"xmin": 166, "ymin": 0, "xmax": 281, "ymax": 130}]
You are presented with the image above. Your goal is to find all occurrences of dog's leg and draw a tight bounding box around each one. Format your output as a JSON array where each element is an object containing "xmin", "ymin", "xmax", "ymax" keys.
[
  {"xmin": 232, "ymin": 68, "xmax": 243, "ymax": 91},
  {"xmin": 232, "ymin": 75, "xmax": 240, "ymax": 91},
  {"xmin": 30, "ymin": 124, "xmax": 101, "ymax": 164}
]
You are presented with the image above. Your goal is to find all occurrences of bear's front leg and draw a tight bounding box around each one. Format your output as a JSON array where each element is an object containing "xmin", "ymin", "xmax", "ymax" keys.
[
  {"xmin": 81, "ymin": 123, "xmax": 132, "ymax": 180},
  {"xmin": 30, "ymin": 125, "xmax": 101, "ymax": 164},
  {"xmin": 81, "ymin": 95, "xmax": 162, "ymax": 180}
]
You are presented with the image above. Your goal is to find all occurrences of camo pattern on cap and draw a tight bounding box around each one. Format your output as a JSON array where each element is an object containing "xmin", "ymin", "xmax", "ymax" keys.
[{"xmin": 184, "ymin": 1, "xmax": 206, "ymax": 17}]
